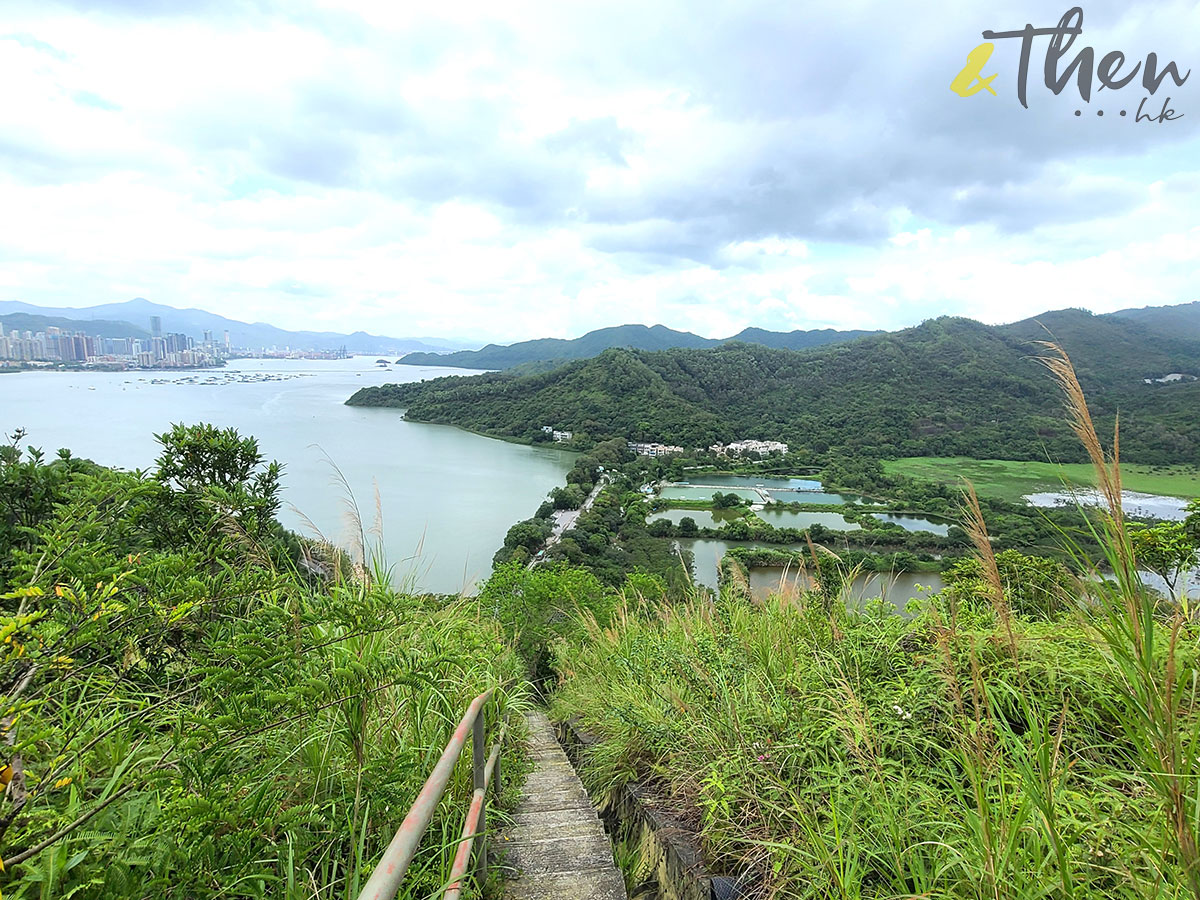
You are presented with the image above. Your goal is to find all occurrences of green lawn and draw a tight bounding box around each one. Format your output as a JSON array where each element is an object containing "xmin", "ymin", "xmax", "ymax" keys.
[{"xmin": 884, "ymin": 457, "xmax": 1200, "ymax": 504}]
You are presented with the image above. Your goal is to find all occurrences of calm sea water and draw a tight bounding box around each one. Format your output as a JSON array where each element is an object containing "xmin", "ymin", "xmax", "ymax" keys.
[{"xmin": 0, "ymin": 358, "xmax": 574, "ymax": 593}]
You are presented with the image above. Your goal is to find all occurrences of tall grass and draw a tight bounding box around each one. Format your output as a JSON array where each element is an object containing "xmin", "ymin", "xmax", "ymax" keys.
[
  {"xmin": 1040, "ymin": 343, "xmax": 1200, "ymax": 899},
  {"xmin": 0, "ymin": 444, "xmax": 530, "ymax": 900},
  {"xmin": 550, "ymin": 345, "xmax": 1200, "ymax": 899}
]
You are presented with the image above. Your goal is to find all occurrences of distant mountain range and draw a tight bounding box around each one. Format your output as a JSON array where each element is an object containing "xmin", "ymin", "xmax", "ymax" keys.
[
  {"xmin": 1110, "ymin": 300, "xmax": 1200, "ymax": 342},
  {"xmin": 7, "ymin": 297, "xmax": 1197, "ymax": 371},
  {"xmin": 351, "ymin": 301, "xmax": 1200, "ymax": 466},
  {"xmin": 0, "ymin": 299, "xmax": 469, "ymax": 355},
  {"xmin": 1, "ymin": 312, "xmax": 150, "ymax": 340},
  {"xmin": 398, "ymin": 323, "xmax": 882, "ymax": 370}
]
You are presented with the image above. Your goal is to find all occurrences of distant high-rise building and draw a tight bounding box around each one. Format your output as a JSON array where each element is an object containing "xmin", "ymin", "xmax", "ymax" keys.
[
  {"xmin": 203, "ymin": 330, "xmax": 213, "ymax": 345},
  {"xmin": 150, "ymin": 316, "xmax": 162, "ymax": 338},
  {"xmin": 223, "ymin": 330, "xmax": 231, "ymax": 350}
]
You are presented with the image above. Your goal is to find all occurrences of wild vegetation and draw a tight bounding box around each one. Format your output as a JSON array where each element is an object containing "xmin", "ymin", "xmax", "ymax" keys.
[
  {"xmin": 350, "ymin": 309, "xmax": 1200, "ymax": 464},
  {"xmin": 0, "ymin": 425, "xmax": 528, "ymax": 899},
  {"xmin": 546, "ymin": 347, "xmax": 1200, "ymax": 899}
]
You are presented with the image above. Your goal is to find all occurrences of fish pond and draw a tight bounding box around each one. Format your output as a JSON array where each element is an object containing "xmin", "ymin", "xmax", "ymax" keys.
[
  {"xmin": 747, "ymin": 567, "xmax": 946, "ymax": 611},
  {"xmin": 647, "ymin": 508, "xmax": 746, "ymax": 529},
  {"xmin": 675, "ymin": 538, "xmax": 943, "ymax": 599},
  {"xmin": 870, "ymin": 513, "xmax": 952, "ymax": 535},
  {"xmin": 659, "ymin": 485, "xmax": 765, "ymax": 503},
  {"xmin": 661, "ymin": 474, "xmax": 862, "ymax": 505},
  {"xmin": 753, "ymin": 509, "xmax": 862, "ymax": 530}
]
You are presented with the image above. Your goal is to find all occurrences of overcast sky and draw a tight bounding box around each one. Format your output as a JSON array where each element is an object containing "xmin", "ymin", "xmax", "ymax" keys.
[{"xmin": 2, "ymin": 1, "xmax": 1197, "ymax": 342}]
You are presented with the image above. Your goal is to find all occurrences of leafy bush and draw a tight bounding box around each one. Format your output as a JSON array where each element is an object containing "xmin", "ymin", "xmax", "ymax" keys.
[{"xmin": 0, "ymin": 425, "xmax": 528, "ymax": 899}]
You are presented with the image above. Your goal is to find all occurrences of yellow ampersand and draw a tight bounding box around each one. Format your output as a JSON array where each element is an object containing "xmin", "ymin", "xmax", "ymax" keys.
[{"xmin": 951, "ymin": 42, "xmax": 998, "ymax": 96}]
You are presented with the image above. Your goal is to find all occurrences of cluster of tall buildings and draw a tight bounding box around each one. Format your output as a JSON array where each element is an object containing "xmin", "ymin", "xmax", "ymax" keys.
[{"xmin": 0, "ymin": 316, "xmax": 225, "ymax": 369}]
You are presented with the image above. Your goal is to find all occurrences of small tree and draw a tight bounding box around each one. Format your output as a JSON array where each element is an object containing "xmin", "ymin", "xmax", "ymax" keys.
[
  {"xmin": 648, "ymin": 518, "xmax": 674, "ymax": 538},
  {"xmin": 504, "ymin": 519, "xmax": 551, "ymax": 553},
  {"xmin": 550, "ymin": 484, "xmax": 587, "ymax": 510},
  {"xmin": 1130, "ymin": 522, "xmax": 1199, "ymax": 600},
  {"xmin": 1185, "ymin": 499, "xmax": 1200, "ymax": 543},
  {"xmin": 944, "ymin": 549, "xmax": 1077, "ymax": 620},
  {"xmin": 154, "ymin": 423, "xmax": 282, "ymax": 542}
]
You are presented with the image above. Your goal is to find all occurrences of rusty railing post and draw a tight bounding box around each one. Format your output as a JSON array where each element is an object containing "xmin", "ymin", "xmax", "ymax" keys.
[
  {"xmin": 494, "ymin": 743, "xmax": 502, "ymax": 797},
  {"xmin": 472, "ymin": 710, "xmax": 487, "ymax": 886},
  {"xmin": 356, "ymin": 689, "xmax": 493, "ymax": 900},
  {"xmin": 357, "ymin": 687, "xmax": 510, "ymax": 900}
]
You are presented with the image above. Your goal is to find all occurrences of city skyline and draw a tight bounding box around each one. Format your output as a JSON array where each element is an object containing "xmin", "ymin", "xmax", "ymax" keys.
[{"xmin": 0, "ymin": 316, "xmax": 223, "ymax": 368}]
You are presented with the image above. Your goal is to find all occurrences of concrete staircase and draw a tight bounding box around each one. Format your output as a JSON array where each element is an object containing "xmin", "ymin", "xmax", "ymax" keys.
[{"xmin": 500, "ymin": 710, "xmax": 626, "ymax": 900}]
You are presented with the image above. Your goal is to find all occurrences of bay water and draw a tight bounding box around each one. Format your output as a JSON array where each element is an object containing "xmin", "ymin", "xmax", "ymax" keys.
[{"xmin": 0, "ymin": 358, "xmax": 574, "ymax": 593}]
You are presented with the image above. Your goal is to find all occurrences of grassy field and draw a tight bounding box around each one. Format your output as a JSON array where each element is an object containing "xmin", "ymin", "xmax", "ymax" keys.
[{"xmin": 884, "ymin": 456, "xmax": 1200, "ymax": 503}]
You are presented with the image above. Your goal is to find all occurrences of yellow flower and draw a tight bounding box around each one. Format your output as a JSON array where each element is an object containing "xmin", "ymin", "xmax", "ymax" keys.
[{"xmin": 53, "ymin": 776, "xmax": 73, "ymax": 789}]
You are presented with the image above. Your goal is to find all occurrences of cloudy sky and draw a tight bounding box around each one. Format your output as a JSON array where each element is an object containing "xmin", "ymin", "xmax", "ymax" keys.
[{"xmin": 2, "ymin": 0, "xmax": 1197, "ymax": 343}]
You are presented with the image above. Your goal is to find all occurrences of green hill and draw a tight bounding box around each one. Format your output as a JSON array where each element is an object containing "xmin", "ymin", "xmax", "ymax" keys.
[
  {"xmin": 0, "ymin": 312, "xmax": 149, "ymax": 340},
  {"xmin": 996, "ymin": 307, "xmax": 1200, "ymax": 386},
  {"xmin": 727, "ymin": 325, "xmax": 879, "ymax": 350},
  {"xmin": 350, "ymin": 312, "xmax": 1200, "ymax": 464},
  {"xmin": 1109, "ymin": 300, "xmax": 1200, "ymax": 342},
  {"xmin": 397, "ymin": 322, "xmax": 879, "ymax": 370}
]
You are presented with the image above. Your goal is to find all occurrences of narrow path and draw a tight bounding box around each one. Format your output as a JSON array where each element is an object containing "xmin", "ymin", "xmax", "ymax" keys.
[
  {"xmin": 500, "ymin": 710, "xmax": 626, "ymax": 900},
  {"xmin": 528, "ymin": 476, "xmax": 610, "ymax": 569}
]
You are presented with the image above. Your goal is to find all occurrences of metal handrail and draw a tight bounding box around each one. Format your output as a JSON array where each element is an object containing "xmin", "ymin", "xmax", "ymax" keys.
[{"xmin": 357, "ymin": 688, "xmax": 506, "ymax": 900}]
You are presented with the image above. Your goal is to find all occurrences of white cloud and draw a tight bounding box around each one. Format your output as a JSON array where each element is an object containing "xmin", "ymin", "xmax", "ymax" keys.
[{"xmin": 0, "ymin": 0, "xmax": 1197, "ymax": 342}]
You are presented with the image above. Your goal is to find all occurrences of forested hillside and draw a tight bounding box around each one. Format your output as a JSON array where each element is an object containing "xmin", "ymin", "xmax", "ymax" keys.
[
  {"xmin": 1111, "ymin": 300, "xmax": 1200, "ymax": 342},
  {"xmin": 350, "ymin": 313, "xmax": 1200, "ymax": 464}
]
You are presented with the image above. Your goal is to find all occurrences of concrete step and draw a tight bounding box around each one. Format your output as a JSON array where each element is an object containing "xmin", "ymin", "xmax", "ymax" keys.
[
  {"xmin": 503, "ymin": 710, "xmax": 627, "ymax": 900},
  {"xmin": 508, "ymin": 807, "xmax": 603, "ymax": 828},
  {"xmin": 503, "ymin": 868, "xmax": 626, "ymax": 900},
  {"xmin": 503, "ymin": 821, "xmax": 604, "ymax": 844}
]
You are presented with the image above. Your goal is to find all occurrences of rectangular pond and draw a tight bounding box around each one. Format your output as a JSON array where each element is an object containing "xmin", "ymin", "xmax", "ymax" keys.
[
  {"xmin": 686, "ymin": 474, "xmax": 824, "ymax": 491},
  {"xmin": 754, "ymin": 508, "xmax": 862, "ymax": 530},
  {"xmin": 663, "ymin": 477, "xmax": 861, "ymax": 505},
  {"xmin": 648, "ymin": 508, "xmax": 746, "ymax": 529},
  {"xmin": 766, "ymin": 490, "xmax": 861, "ymax": 504},
  {"xmin": 674, "ymin": 538, "xmax": 947, "ymax": 608},
  {"xmin": 660, "ymin": 485, "xmax": 764, "ymax": 502},
  {"xmin": 870, "ymin": 513, "xmax": 951, "ymax": 535},
  {"xmin": 747, "ymin": 567, "xmax": 946, "ymax": 614}
]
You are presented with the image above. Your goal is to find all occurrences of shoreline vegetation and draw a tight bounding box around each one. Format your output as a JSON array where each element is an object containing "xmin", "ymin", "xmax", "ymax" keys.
[{"xmin": 346, "ymin": 311, "xmax": 1200, "ymax": 467}]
